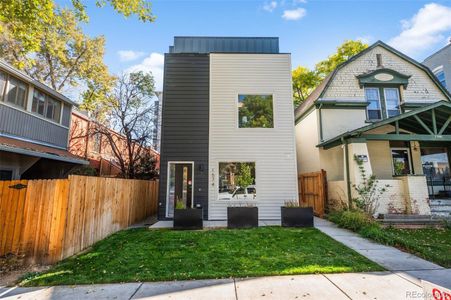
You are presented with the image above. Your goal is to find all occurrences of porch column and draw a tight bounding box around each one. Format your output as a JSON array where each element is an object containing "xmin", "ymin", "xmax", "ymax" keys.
[{"xmin": 346, "ymin": 142, "xmax": 373, "ymax": 200}]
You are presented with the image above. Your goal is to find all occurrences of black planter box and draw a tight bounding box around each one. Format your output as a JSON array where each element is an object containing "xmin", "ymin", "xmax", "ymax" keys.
[
  {"xmin": 281, "ymin": 207, "xmax": 313, "ymax": 227},
  {"xmin": 227, "ymin": 207, "xmax": 258, "ymax": 229},
  {"xmin": 173, "ymin": 208, "xmax": 203, "ymax": 230}
]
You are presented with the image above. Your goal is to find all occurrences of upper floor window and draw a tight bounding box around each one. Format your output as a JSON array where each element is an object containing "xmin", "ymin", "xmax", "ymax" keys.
[
  {"xmin": 434, "ymin": 69, "xmax": 446, "ymax": 88},
  {"xmin": 238, "ymin": 94, "xmax": 274, "ymax": 128},
  {"xmin": 0, "ymin": 72, "xmax": 6, "ymax": 100},
  {"xmin": 6, "ymin": 77, "xmax": 27, "ymax": 108},
  {"xmin": 32, "ymin": 89, "xmax": 62, "ymax": 123},
  {"xmin": 384, "ymin": 88, "xmax": 401, "ymax": 118},
  {"xmin": 365, "ymin": 87, "xmax": 400, "ymax": 121}
]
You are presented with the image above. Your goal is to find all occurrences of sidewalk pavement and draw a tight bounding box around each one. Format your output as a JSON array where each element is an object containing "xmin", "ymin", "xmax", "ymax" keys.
[
  {"xmin": 0, "ymin": 271, "xmax": 432, "ymax": 300},
  {"xmin": 1, "ymin": 218, "xmax": 449, "ymax": 299}
]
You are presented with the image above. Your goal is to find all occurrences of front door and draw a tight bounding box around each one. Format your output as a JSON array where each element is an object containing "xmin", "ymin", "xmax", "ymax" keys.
[{"xmin": 166, "ymin": 162, "xmax": 193, "ymax": 218}]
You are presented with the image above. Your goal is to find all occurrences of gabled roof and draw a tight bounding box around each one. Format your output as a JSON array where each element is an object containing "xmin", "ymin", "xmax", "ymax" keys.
[
  {"xmin": 318, "ymin": 101, "xmax": 451, "ymax": 149},
  {"xmin": 294, "ymin": 40, "xmax": 451, "ymax": 122}
]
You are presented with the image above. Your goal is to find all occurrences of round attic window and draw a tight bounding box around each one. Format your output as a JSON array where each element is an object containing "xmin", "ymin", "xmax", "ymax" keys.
[{"xmin": 374, "ymin": 73, "xmax": 394, "ymax": 81}]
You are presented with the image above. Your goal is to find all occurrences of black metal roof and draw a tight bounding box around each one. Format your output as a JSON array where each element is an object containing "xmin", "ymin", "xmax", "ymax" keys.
[{"xmin": 169, "ymin": 36, "xmax": 279, "ymax": 54}]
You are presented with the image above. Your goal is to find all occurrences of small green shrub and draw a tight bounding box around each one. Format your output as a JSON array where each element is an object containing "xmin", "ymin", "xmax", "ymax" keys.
[{"xmin": 328, "ymin": 210, "xmax": 375, "ymax": 232}]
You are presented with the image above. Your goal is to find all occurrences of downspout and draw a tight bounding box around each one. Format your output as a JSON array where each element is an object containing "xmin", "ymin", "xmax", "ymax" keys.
[
  {"xmin": 342, "ymin": 137, "xmax": 352, "ymax": 208},
  {"xmin": 318, "ymin": 103, "xmax": 324, "ymax": 142}
]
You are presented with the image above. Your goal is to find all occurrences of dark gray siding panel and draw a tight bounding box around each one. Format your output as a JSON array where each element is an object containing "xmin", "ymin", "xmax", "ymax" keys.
[
  {"xmin": 158, "ymin": 54, "xmax": 209, "ymax": 220},
  {"xmin": 0, "ymin": 104, "xmax": 69, "ymax": 148},
  {"xmin": 172, "ymin": 37, "xmax": 279, "ymax": 54}
]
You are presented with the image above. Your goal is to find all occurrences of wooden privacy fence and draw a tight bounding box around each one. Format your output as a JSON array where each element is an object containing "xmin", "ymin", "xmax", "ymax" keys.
[
  {"xmin": 298, "ymin": 170, "xmax": 327, "ymax": 217},
  {"xmin": 0, "ymin": 175, "xmax": 158, "ymax": 264}
]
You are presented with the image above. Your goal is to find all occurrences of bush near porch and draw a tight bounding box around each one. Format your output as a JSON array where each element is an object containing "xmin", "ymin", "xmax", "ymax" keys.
[
  {"xmin": 328, "ymin": 210, "xmax": 451, "ymax": 268},
  {"xmin": 19, "ymin": 227, "xmax": 383, "ymax": 286}
]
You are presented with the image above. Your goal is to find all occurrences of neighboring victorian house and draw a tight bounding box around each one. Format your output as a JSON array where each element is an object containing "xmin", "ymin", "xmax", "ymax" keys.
[
  {"xmin": 295, "ymin": 41, "xmax": 451, "ymax": 217},
  {"xmin": 159, "ymin": 37, "xmax": 298, "ymax": 220},
  {"xmin": 69, "ymin": 109, "xmax": 160, "ymax": 177},
  {"xmin": 423, "ymin": 41, "xmax": 451, "ymax": 93},
  {"xmin": 0, "ymin": 60, "xmax": 87, "ymax": 180}
]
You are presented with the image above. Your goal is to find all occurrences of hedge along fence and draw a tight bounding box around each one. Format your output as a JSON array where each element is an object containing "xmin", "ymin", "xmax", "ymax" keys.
[{"xmin": 0, "ymin": 175, "xmax": 159, "ymax": 264}]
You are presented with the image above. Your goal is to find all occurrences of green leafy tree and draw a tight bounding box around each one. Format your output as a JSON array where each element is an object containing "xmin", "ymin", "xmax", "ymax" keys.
[
  {"xmin": 291, "ymin": 40, "xmax": 368, "ymax": 106},
  {"xmin": 235, "ymin": 164, "xmax": 254, "ymax": 189},
  {"xmin": 292, "ymin": 66, "xmax": 321, "ymax": 106},
  {"xmin": 0, "ymin": 8, "xmax": 115, "ymax": 113},
  {"xmin": 0, "ymin": 0, "xmax": 155, "ymax": 55},
  {"xmin": 315, "ymin": 40, "xmax": 368, "ymax": 79},
  {"xmin": 0, "ymin": 0, "xmax": 154, "ymax": 113}
]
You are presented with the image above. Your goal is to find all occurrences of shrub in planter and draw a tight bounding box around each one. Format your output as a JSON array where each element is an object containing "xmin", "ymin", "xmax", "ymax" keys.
[
  {"xmin": 173, "ymin": 199, "xmax": 203, "ymax": 230},
  {"xmin": 227, "ymin": 204, "xmax": 258, "ymax": 229},
  {"xmin": 281, "ymin": 201, "xmax": 313, "ymax": 227}
]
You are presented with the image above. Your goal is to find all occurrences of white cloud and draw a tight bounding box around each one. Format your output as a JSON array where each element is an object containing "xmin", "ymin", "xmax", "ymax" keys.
[
  {"xmin": 282, "ymin": 7, "xmax": 306, "ymax": 20},
  {"xmin": 292, "ymin": 0, "xmax": 307, "ymax": 3},
  {"xmin": 117, "ymin": 50, "xmax": 146, "ymax": 62},
  {"xmin": 389, "ymin": 3, "xmax": 451, "ymax": 56},
  {"xmin": 126, "ymin": 53, "xmax": 164, "ymax": 91},
  {"xmin": 263, "ymin": 1, "xmax": 278, "ymax": 12}
]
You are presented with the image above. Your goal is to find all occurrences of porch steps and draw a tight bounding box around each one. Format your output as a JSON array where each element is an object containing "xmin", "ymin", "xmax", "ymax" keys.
[
  {"xmin": 429, "ymin": 199, "xmax": 451, "ymax": 218},
  {"xmin": 378, "ymin": 214, "xmax": 448, "ymax": 227}
]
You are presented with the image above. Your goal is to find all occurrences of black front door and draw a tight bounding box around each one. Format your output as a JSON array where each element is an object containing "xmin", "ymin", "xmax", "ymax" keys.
[{"xmin": 167, "ymin": 162, "xmax": 193, "ymax": 217}]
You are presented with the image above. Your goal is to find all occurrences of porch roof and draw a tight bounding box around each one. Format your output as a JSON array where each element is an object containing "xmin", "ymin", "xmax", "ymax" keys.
[{"xmin": 318, "ymin": 101, "xmax": 451, "ymax": 149}]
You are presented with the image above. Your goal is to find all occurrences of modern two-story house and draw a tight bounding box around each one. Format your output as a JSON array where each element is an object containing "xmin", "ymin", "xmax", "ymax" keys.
[
  {"xmin": 0, "ymin": 60, "xmax": 87, "ymax": 180},
  {"xmin": 158, "ymin": 37, "xmax": 298, "ymax": 220},
  {"xmin": 423, "ymin": 41, "xmax": 451, "ymax": 93},
  {"xmin": 295, "ymin": 41, "xmax": 451, "ymax": 216}
]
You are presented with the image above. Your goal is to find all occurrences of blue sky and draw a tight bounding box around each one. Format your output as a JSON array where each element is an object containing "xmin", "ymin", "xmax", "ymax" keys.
[{"xmin": 60, "ymin": 0, "xmax": 451, "ymax": 92}]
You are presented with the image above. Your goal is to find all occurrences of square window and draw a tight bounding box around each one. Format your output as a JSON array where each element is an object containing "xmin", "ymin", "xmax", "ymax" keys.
[
  {"xmin": 391, "ymin": 148, "xmax": 412, "ymax": 175},
  {"xmin": 238, "ymin": 95, "xmax": 273, "ymax": 128},
  {"xmin": 218, "ymin": 162, "xmax": 256, "ymax": 200},
  {"xmin": 6, "ymin": 77, "xmax": 27, "ymax": 108}
]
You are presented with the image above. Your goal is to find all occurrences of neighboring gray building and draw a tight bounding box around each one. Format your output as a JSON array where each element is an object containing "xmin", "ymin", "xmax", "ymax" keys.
[
  {"xmin": 0, "ymin": 60, "xmax": 87, "ymax": 180},
  {"xmin": 158, "ymin": 37, "xmax": 298, "ymax": 220},
  {"xmin": 423, "ymin": 42, "xmax": 451, "ymax": 93}
]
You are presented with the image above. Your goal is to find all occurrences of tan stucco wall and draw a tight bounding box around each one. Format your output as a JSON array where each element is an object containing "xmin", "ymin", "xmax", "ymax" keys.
[
  {"xmin": 319, "ymin": 146, "xmax": 344, "ymax": 181},
  {"xmin": 320, "ymin": 108, "xmax": 367, "ymax": 141},
  {"xmin": 295, "ymin": 110, "xmax": 320, "ymax": 174},
  {"xmin": 322, "ymin": 45, "xmax": 448, "ymax": 102},
  {"xmin": 367, "ymin": 141, "xmax": 393, "ymax": 179}
]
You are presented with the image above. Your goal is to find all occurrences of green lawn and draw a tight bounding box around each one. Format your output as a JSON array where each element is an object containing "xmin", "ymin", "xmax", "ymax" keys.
[
  {"xmin": 328, "ymin": 210, "xmax": 451, "ymax": 268},
  {"xmin": 366, "ymin": 227, "xmax": 451, "ymax": 268},
  {"xmin": 20, "ymin": 227, "xmax": 383, "ymax": 286}
]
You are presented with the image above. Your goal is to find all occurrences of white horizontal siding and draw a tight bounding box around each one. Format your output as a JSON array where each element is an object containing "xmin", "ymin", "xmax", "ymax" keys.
[{"xmin": 208, "ymin": 54, "xmax": 298, "ymax": 220}]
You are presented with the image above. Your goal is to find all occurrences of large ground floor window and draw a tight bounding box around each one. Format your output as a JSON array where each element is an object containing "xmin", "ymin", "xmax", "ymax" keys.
[
  {"xmin": 421, "ymin": 146, "xmax": 450, "ymax": 197},
  {"xmin": 218, "ymin": 162, "xmax": 256, "ymax": 201}
]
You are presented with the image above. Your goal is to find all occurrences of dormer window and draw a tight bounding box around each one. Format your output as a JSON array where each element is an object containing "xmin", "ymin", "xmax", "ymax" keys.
[
  {"xmin": 365, "ymin": 87, "xmax": 401, "ymax": 121},
  {"xmin": 358, "ymin": 68, "xmax": 409, "ymax": 121}
]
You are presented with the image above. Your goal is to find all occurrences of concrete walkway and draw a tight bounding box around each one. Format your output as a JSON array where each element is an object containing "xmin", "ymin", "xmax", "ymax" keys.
[
  {"xmin": 0, "ymin": 271, "xmax": 432, "ymax": 300},
  {"xmin": 314, "ymin": 217, "xmax": 451, "ymax": 289}
]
